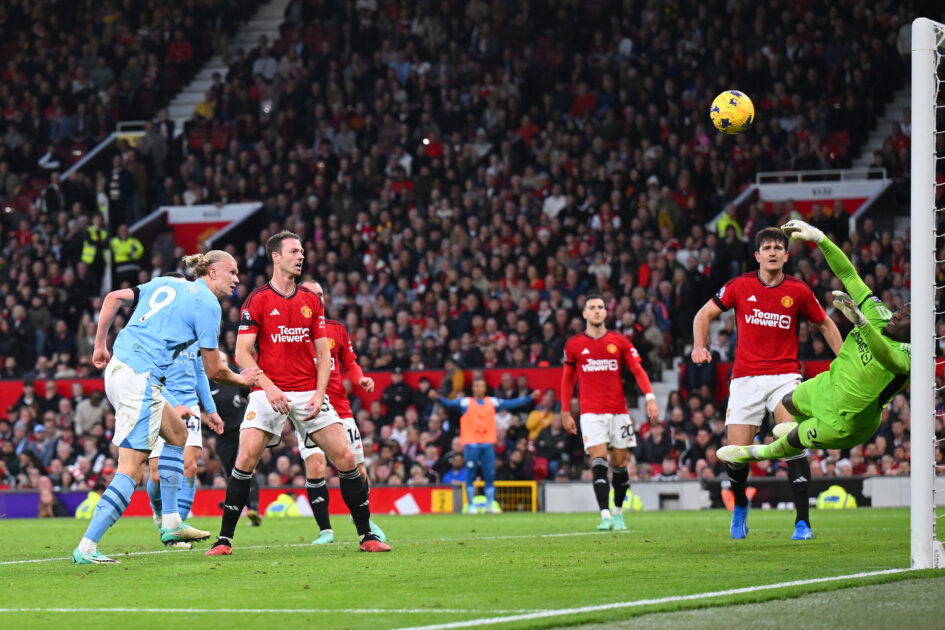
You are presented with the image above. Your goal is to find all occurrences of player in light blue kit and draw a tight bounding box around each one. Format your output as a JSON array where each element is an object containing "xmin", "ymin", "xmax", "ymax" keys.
[
  {"xmin": 73, "ymin": 251, "xmax": 261, "ymax": 565},
  {"xmin": 145, "ymin": 272, "xmax": 226, "ymax": 548}
]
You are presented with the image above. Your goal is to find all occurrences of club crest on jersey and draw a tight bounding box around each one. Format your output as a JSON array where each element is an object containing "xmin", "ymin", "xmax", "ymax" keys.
[
  {"xmin": 301, "ymin": 305, "xmax": 313, "ymax": 318},
  {"xmin": 607, "ymin": 343, "xmax": 617, "ymax": 354},
  {"xmin": 327, "ymin": 337, "xmax": 335, "ymax": 349},
  {"xmin": 781, "ymin": 296, "xmax": 794, "ymax": 308},
  {"xmin": 246, "ymin": 411, "xmax": 256, "ymax": 421}
]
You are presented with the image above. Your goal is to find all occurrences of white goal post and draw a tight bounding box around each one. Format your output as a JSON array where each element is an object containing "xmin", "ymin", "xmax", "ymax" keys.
[{"xmin": 910, "ymin": 17, "xmax": 945, "ymax": 570}]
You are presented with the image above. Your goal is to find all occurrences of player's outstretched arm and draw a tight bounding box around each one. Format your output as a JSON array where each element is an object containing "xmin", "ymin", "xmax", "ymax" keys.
[
  {"xmin": 559, "ymin": 362, "xmax": 578, "ymax": 434},
  {"xmin": 235, "ymin": 331, "xmax": 287, "ymax": 413},
  {"xmin": 783, "ymin": 220, "xmax": 869, "ymax": 304},
  {"xmin": 833, "ymin": 291, "xmax": 909, "ymax": 375},
  {"xmin": 92, "ymin": 287, "xmax": 137, "ymax": 368},
  {"xmin": 203, "ymin": 346, "xmax": 263, "ymax": 389},
  {"xmin": 302, "ymin": 336, "xmax": 332, "ymax": 420},
  {"xmin": 691, "ymin": 300, "xmax": 722, "ymax": 364},
  {"xmin": 857, "ymin": 320, "xmax": 910, "ymax": 374},
  {"xmin": 193, "ymin": 350, "xmax": 218, "ymax": 415}
]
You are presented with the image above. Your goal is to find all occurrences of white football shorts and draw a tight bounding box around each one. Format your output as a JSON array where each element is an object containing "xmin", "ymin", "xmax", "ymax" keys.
[
  {"xmin": 105, "ymin": 357, "xmax": 164, "ymax": 451},
  {"xmin": 149, "ymin": 405, "xmax": 203, "ymax": 459},
  {"xmin": 725, "ymin": 373, "xmax": 801, "ymax": 427},
  {"xmin": 297, "ymin": 416, "xmax": 364, "ymax": 465},
  {"xmin": 580, "ymin": 413, "xmax": 637, "ymax": 449},
  {"xmin": 240, "ymin": 389, "xmax": 341, "ymax": 447}
]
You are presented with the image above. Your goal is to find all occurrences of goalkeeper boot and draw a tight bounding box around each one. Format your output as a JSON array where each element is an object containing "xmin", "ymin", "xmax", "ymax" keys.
[
  {"xmin": 596, "ymin": 516, "xmax": 613, "ymax": 531},
  {"xmin": 161, "ymin": 522, "xmax": 210, "ymax": 545},
  {"xmin": 312, "ymin": 530, "xmax": 335, "ymax": 545},
  {"xmin": 359, "ymin": 533, "xmax": 391, "ymax": 552},
  {"xmin": 205, "ymin": 538, "xmax": 232, "ymax": 556},
  {"xmin": 717, "ymin": 445, "xmax": 762, "ymax": 465},
  {"xmin": 773, "ymin": 422, "xmax": 798, "ymax": 440},
  {"xmin": 72, "ymin": 548, "xmax": 120, "ymax": 565},
  {"xmin": 611, "ymin": 514, "xmax": 627, "ymax": 531},
  {"xmin": 730, "ymin": 504, "xmax": 749, "ymax": 540},
  {"xmin": 792, "ymin": 520, "xmax": 813, "ymax": 541}
]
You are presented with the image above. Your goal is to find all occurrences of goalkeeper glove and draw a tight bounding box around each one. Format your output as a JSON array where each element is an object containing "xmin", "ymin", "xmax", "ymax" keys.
[
  {"xmin": 781, "ymin": 220, "xmax": 824, "ymax": 243},
  {"xmin": 832, "ymin": 290, "xmax": 867, "ymax": 327}
]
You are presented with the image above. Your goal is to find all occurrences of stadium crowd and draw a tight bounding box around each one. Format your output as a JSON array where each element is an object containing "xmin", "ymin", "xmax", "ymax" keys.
[{"xmin": 0, "ymin": 1, "xmax": 941, "ymax": 498}]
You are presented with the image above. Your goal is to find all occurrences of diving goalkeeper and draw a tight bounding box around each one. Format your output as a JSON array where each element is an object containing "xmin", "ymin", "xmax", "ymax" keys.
[{"xmin": 718, "ymin": 220, "xmax": 910, "ymax": 466}]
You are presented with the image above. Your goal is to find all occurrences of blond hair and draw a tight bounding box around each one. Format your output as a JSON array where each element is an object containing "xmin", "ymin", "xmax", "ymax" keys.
[{"xmin": 182, "ymin": 250, "xmax": 236, "ymax": 277}]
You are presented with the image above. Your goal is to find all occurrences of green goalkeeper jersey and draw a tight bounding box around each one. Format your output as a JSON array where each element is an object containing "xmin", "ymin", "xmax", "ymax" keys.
[{"xmin": 819, "ymin": 238, "xmax": 911, "ymax": 414}]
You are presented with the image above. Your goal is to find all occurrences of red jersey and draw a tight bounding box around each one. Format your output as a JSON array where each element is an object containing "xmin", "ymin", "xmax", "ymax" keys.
[
  {"xmin": 238, "ymin": 283, "xmax": 326, "ymax": 392},
  {"xmin": 713, "ymin": 272, "xmax": 826, "ymax": 378},
  {"xmin": 322, "ymin": 319, "xmax": 358, "ymax": 418},
  {"xmin": 562, "ymin": 330, "xmax": 643, "ymax": 414}
]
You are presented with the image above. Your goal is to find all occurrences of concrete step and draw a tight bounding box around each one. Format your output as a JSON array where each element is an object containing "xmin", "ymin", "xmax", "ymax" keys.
[
  {"xmin": 174, "ymin": 92, "xmax": 207, "ymax": 105},
  {"xmin": 168, "ymin": 104, "xmax": 196, "ymax": 119}
]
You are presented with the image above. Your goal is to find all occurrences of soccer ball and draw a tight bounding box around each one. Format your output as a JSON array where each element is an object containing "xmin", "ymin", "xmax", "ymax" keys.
[{"xmin": 709, "ymin": 90, "xmax": 754, "ymax": 134}]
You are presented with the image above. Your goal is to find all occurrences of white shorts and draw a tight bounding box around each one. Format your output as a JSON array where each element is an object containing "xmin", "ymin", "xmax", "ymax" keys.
[
  {"xmin": 105, "ymin": 357, "xmax": 164, "ymax": 451},
  {"xmin": 580, "ymin": 413, "xmax": 637, "ymax": 449},
  {"xmin": 149, "ymin": 405, "xmax": 203, "ymax": 459},
  {"xmin": 240, "ymin": 390, "xmax": 342, "ymax": 447},
  {"xmin": 297, "ymin": 416, "xmax": 364, "ymax": 465},
  {"xmin": 725, "ymin": 373, "xmax": 801, "ymax": 427}
]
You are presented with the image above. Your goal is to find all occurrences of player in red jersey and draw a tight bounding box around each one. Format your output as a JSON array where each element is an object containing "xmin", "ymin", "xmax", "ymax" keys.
[
  {"xmin": 207, "ymin": 231, "xmax": 389, "ymax": 555},
  {"xmin": 691, "ymin": 227, "xmax": 842, "ymax": 541},
  {"xmin": 295, "ymin": 280, "xmax": 385, "ymax": 545},
  {"xmin": 561, "ymin": 292, "xmax": 660, "ymax": 532}
]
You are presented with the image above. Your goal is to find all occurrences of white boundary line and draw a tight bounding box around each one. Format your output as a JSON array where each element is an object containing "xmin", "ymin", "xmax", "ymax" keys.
[
  {"xmin": 0, "ymin": 530, "xmax": 623, "ymax": 566},
  {"xmin": 393, "ymin": 568, "xmax": 913, "ymax": 630},
  {"xmin": 0, "ymin": 568, "xmax": 914, "ymax": 621}
]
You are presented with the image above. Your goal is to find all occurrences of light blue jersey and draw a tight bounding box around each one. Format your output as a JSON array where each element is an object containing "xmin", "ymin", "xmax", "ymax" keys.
[
  {"xmin": 161, "ymin": 340, "xmax": 218, "ymax": 414},
  {"xmin": 113, "ymin": 277, "xmax": 221, "ymax": 379}
]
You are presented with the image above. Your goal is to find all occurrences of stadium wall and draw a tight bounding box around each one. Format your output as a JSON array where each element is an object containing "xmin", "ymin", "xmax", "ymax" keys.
[{"xmin": 0, "ymin": 485, "xmax": 455, "ymax": 519}]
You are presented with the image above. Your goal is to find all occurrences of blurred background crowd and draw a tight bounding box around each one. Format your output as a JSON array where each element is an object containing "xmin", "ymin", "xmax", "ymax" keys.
[{"xmin": 0, "ymin": 0, "xmax": 939, "ymax": 496}]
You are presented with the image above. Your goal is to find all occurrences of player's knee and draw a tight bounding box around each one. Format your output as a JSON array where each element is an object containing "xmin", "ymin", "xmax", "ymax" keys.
[
  {"xmin": 167, "ymin": 426, "xmax": 187, "ymax": 446},
  {"xmin": 305, "ymin": 456, "xmax": 325, "ymax": 479},
  {"xmin": 149, "ymin": 464, "xmax": 160, "ymax": 484},
  {"xmin": 781, "ymin": 392, "xmax": 799, "ymax": 417},
  {"xmin": 183, "ymin": 459, "xmax": 198, "ymax": 477},
  {"xmin": 334, "ymin": 450, "xmax": 355, "ymax": 471}
]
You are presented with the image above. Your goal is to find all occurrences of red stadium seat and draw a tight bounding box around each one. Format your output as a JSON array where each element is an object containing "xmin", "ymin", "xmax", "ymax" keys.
[
  {"xmin": 532, "ymin": 456, "xmax": 549, "ymax": 481},
  {"xmin": 188, "ymin": 125, "xmax": 208, "ymax": 152}
]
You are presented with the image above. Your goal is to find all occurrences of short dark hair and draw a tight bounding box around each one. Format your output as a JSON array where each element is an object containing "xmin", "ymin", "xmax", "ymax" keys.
[
  {"xmin": 584, "ymin": 291, "xmax": 605, "ymax": 307},
  {"xmin": 266, "ymin": 230, "xmax": 301, "ymax": 263},
  {"xmin": 162, "ymin": 271, "xmax": 185, "ymax": 278},
  {"xmin": 754, "ymin": 227, "xmax": 788, "ymax": 251}
]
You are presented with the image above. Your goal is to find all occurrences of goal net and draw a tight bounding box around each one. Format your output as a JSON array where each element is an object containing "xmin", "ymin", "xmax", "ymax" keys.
[{"xmin": 911, "ymin": 17, "xmax": 945, "ymax": 569}]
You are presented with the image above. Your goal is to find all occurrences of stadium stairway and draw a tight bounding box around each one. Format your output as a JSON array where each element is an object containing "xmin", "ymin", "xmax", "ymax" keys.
[
  {"xmin": 850, "ymin": 83, "xmax": 911, "ymax": 169},
  {"xmin": 166, "ymin": 0, "xmax": 291, "ymax": 133},
  {"xmin": 629, "ymin": 357, "xmax": 683, "ymax": 427}
]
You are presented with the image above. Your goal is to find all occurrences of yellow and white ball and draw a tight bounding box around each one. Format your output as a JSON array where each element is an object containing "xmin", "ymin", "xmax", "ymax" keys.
[{"xmin": 710, "ymin": 90, "xmax": 754, "ymax": 134}]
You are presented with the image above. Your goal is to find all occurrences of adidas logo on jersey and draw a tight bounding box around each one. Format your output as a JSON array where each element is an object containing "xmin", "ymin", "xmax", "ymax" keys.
[
  {"xmin": 311, "ymin": 497, "xmax": 325, "ymax": 504},
  {"xmin": 581, "ymin": 348, "xmax": 591, "ymax": 355},
  {"xmin": 747, "ymin": 295, "xmax": 757, "ymax": 302},
  {"xmin": 270, "ymin": 308, "xmax": 281, "ymax": 315}
]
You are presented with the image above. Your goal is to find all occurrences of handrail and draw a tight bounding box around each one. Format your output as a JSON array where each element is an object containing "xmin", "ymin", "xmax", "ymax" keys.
[{"xmin": 755, "ymin": 168, "xmax": 888, "ymax": 184}]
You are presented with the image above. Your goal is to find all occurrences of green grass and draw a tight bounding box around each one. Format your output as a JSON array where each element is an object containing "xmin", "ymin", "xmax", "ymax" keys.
[{"xmin": 0, "ymin": 509, "xmax": 943, "ymax": 629}]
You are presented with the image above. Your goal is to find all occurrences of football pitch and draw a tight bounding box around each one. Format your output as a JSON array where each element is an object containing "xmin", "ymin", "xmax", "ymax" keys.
[{"xmin": 1, "ymin": 509, "xmax": 943, "ymax": 629}]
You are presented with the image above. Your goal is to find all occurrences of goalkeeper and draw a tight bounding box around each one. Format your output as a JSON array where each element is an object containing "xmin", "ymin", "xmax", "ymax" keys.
[{"xmin": 718, "ymin": 220, "xmax": 910, "ymax": 466}]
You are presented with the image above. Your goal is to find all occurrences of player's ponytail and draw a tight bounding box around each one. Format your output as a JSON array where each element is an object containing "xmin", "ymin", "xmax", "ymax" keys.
[{"xmin": 182, "ymin": 250, "xmax": 236, "ymax": 277}]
